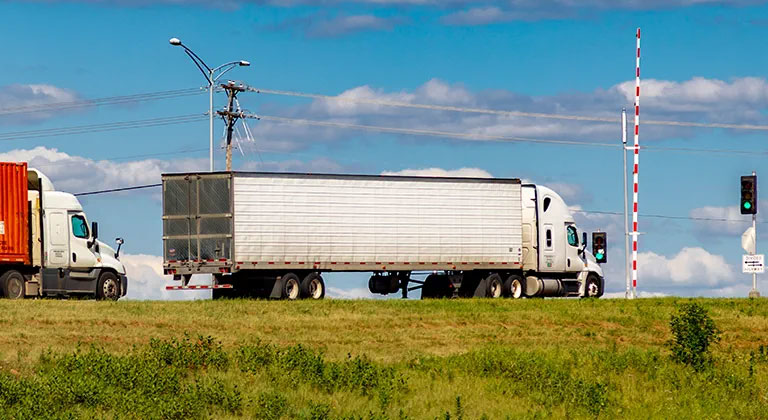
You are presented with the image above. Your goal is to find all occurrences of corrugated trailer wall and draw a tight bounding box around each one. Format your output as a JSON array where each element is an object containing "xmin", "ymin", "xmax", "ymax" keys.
[
  {"xmin": 0, "ymin": 162, "xmax": 29, "ymax": 265},
  {"xmin": 231, "ymin": 173, "xmax": 523, "ymax": 271}
]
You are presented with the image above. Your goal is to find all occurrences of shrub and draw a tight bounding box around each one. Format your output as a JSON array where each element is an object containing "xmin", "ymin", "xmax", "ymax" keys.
[{"xmin": 668, "ymin": 303, "xmax": 721, "ymax": 371}]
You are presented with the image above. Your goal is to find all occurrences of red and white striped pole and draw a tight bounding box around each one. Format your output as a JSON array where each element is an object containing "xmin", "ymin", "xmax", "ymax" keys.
[{"xmin": 631, "ymin": 28, "xmax": 641, "ymax": 298}]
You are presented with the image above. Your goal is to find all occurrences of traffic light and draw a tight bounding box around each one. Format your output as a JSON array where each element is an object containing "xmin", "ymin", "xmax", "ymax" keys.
[
  {"xmin": 592, "ymin": 232, "xmax": 607, "ymax": 264},
  {"xmin": 741, "ymin": 175, "xmax": 757, "ymax": 215}
]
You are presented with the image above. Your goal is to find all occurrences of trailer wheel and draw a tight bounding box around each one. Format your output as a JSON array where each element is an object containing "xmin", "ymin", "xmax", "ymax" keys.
[
  {"xmin": 300, "ymin": 273, "xmax": 325, "ymax": 300},
  {"xmin": 486, "ymin": 273, "xmax": 503, "ymax": 298},
  {"xmin": 1, "ymin": 270, "xmax": 25, "ymax": 299},
  {"xmin": 281, "ymin": 273, "xmax": 301, "ymax": 300},
  {"xmin": 504, "ymin": 274, "xmax": 524, "ymax": 299},
  {"xmin": 97, "ymin": 272, "xmax": 120, "ymax": 301},
  {"xmin": 583, "ymin": 273, "xmax": 602, "ymax": 298}
]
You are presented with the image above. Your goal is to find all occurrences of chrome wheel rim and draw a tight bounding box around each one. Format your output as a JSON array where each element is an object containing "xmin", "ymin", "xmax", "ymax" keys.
[
  {"xmin": 286, "ymin": 279, "xmax": 299, "ymax": 300},
  {"xmin": 309, "ymin": 278, "xmax": 323, "ymax": 299},
  {"xmin": 587, "ymin": 282, "xmax": 599, "ymax": 297},
  {"xmin": 490, "ymin": 279, "xmax": 502, "ymax": 298},
  {"xmin": 103, "ymin": 278, "xmax": 118, "ymax": 299},
  {"xmin": 511, "ymin": 279, "xmax": 522, "ymax": 299}
]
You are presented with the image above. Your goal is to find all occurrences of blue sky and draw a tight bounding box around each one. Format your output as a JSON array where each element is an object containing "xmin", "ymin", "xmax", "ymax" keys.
[{"xmin": 2, "ymin": 0, "xmax": 768, "ymax": 298}]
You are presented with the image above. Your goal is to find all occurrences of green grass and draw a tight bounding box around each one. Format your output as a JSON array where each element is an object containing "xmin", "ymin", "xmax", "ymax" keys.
[{"xmin": 0, "ymin": 298, "xmax": 767, "ymax": 418}]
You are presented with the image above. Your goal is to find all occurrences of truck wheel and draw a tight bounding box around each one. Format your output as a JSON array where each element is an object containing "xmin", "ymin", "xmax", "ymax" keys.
[
  {"xmin": 281, "ymin": 273, "xmax": 301, "ymax": 300},
  {"xmin": 583, "ymin": 273, "xmax": 602, "ymax": 298},
  {"xmin": 97, "ymin": 272, "xmax": 120, "ymax": 301},
  {"xmin": 300, "ymin": 273, "xmax": 325, "ymax": 300},
  {"xmin": 1, "ymin": 270, "xmax": 25, "ymax": 299},
  {"xmin": 486, "ymin": 273, "xmax": 503, "ymax": 298},
  {"xmin": 504, "ymin": 274, "xmax": 524, "ymax": 299}
]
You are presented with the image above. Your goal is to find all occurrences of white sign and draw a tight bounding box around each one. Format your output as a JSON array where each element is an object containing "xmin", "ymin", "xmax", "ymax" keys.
[
  {"xmin": 743, "ymin": 254, "xmax": 764, "ymax": 274},
  {"xmin": 0, "ymin": 221, "xmax": 4, "ymax": 235},
  {"xmin": 742, "ymin": 227, "xmax": 756, "ymax": 254}
]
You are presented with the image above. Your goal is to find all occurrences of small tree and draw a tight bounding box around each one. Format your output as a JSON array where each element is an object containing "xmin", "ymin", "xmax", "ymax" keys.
[{"xmin": 668, "ymin": 303, "xmax": 721, "ymax": 371}]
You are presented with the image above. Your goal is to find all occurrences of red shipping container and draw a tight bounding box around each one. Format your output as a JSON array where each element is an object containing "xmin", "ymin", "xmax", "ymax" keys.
[{"xmin": 0, "ymin": 162, "xmax": 29, "ymax": 265}]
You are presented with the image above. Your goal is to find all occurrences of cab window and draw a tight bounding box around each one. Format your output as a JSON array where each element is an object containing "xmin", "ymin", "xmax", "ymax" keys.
[
  {"xmin": 71, "ymin": 215, "xmax": 89, "ymax": 239},
  {"xmin": 567, "ymin": 225, "xmax": 579, "ymax": 247}
]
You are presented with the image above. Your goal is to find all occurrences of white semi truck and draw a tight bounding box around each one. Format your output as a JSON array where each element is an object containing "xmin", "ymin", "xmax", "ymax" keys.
[
  {"xmin": 0, "ymin": 162, "xmax": 127, "ymax": 300},
  {"xmin": 162, "ymin": 171, "xmax": 604, "ymax": 300}
]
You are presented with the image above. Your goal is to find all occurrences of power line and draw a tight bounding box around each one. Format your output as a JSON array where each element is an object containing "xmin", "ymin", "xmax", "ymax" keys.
[
  {"xmin": 0, "ymin": 114, "xmax": 207, "ymax": 141},
  {"xmin": 571, "ymin": 209, "xmax": 766, "ymax": 224},
  {"xmin": 254, "ymin": 114, "xmax": 621, "ymax": 148},
  {"xmin": 252, "ymin": 114, "xmax": 768, "ymax": 155},
  {"xmin": 251, "ymin": 86, "xmax": 768, "ymax": 132},
  {"xmin": 0, "ymin": 88, "xmax": 203, "ymax": 116},
  {"xmin": 74, "ymin": 184, "xmax": 162, "ymax": 197}
]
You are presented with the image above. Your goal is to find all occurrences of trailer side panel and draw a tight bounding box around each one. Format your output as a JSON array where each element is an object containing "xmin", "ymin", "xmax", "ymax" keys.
[
  {"xmin": 0, "ymin": 162, "xmax": 29, "ymax": 265},
  {"xmin": 231, "ymin": 173, "xmax": 523, "ymax": 271}
]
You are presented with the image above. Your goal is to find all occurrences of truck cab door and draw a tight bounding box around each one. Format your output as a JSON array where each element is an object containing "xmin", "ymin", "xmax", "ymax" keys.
[
  {"xmin": 67, "ymin": 212, "xmax": 99, "ymax": 292},
  {"xmin": 43, "ymin": 209, "xmax": 70, "ymax": 293},
  {"xmin": 564, "ymin": 223, "xmax": 585, "ymax": 273}
]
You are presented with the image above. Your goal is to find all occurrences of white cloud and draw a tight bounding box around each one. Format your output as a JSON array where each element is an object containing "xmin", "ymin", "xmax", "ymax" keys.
[
  {"xmin": 0, "ymin": 146, "xmax": 206, "ymax": 194},
  {"xmin": 690, "ymin": 205, "xmax": 752, "ymax": 236},
  {"xmin": 381, "ymin": 167, "xmax": 493, "ymax": 178},
  {"xmin": 308, "ymin": 14, "xmax": 406, "ymax": 37},
  {"xmin": 120, "ymin": 254, "xmax": 210, "ymax": 300},
  {"xmin": 638, "ymin": 247, "xmax": 738, "ymax": 289},
  {"xmin": 0, "ymin": 84, "xmax": 79, "ymax": 124},
  {"xmin": 253, "ymin": 76, "xmax": 768, "ymax": 152}
]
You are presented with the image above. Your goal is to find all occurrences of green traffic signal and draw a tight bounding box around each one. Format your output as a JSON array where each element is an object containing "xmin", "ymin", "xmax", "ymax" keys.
[
  {"xmin": 595, "ymin": 251, "xmax": 605, "ymax": 259},
  {"xmin": 744, "ymin": 202, "xmax": 752, "ymax": 210}
]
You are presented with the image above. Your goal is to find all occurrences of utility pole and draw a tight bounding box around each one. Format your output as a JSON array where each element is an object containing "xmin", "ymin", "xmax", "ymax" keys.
[{"xmin": 217, "ymin": 82, "xmax": 245, "ymax": 171}]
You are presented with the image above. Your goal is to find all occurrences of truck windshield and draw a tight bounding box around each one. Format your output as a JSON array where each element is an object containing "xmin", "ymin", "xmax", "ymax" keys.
[
  {"xmin": 71, "ymin": 215, "xmax": 89, "ymax": 239},
  {"xmin": 567, "ymin": 225, "xmax": 579, "ymax": 247}
]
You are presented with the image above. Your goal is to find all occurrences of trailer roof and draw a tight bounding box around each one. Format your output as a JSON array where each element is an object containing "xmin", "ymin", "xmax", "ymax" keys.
[{"xmin": 161, "ymin": 171, "xmax": 522, "ymax": 184}]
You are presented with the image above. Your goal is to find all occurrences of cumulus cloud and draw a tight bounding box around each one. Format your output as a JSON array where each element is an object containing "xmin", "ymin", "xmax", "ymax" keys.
[
  {"xmin": 0, "ymin": 146, "xmax": 350, "ymax": 193},
  {"xmin": 0, "ymin": 146, "xmax": 206, "ymax": 194},
  {"xmin": 120, "ymin": 254, "xmax": 210, "ymax": 300},
  {"xmin": 0, "ymin": 84, "xmax": 79, "ymax": 124},
  {"xmin": 637, "ymin": 247, "xmax": 745, "ymax": 294},
  {"xmin": 252, "ymin": 76, "xmax": 768, "ymax": 152},
  {"xmin": 690, "ymin": 205, "xmax": 753, "ymax": 237},
  {"xmin": 381, "ymin": 167, "xmax": 493, "ymax": 178}
]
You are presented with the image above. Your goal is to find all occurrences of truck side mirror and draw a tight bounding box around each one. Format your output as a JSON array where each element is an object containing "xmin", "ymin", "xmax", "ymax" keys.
[
  {"xmin": 115, "ymin": 237, "xmax": 124, "ymax": 259},
  {"xmin": 582, "ymin": 232, "xmax": 587, "ymax": 247},
  {"xmin": 91, "ymin": 221, "xmax": 99, "ymax": 240}
]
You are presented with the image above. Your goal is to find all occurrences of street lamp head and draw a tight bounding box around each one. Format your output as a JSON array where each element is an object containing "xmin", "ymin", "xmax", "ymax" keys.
[
  {"xmin": 239, "ymin": 60, "xmax": 250, "ymax": 67},
  {"xmin": 169, "ymin": 37, "xmax": 182, "ymax": 46}
]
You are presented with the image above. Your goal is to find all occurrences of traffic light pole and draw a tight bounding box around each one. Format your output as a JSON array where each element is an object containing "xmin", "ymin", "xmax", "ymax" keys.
[
  {"xmin": 750, "ymin": 170, "xmax": 761, "ymax": 298},
  {"xmin": 622, "ymin": 108, "xmax": 632, "ymax": 299}
]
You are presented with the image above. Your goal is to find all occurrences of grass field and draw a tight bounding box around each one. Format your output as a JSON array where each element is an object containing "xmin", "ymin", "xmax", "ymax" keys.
[{"xmin": 0, "ymin": 297, "xmax": 767, "ymax": 419}]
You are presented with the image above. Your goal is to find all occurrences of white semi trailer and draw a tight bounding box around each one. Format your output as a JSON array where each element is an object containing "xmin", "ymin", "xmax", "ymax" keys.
[{"xmin": 162, "ymin": 172, "xmax": 604, "ymax": 300}]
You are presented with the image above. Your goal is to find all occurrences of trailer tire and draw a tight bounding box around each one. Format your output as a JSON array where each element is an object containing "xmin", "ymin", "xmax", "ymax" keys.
[
  {"xmin": 281, "ymin": 273, "xmax": 301, "ymax": 300},
  {"xmin": 97, "ymin": 272, "xmax": 120, "ymax": 301},
  {"xmin": 486, "ymin": 273, "xmax": 503, "ymax": 298},
  {"xmin": 1, "ymin": 270, "xmax": 25, "ymax": 299},
  {"xmin": 583, "ymin": 273, "xmax": 603, "ymax": 298},
  {"xmin": 504, "ymin": 274, "xmax": 524, "ymax": 299},
  {"xmin": 300, "ymin": 273, "xmax": 325, "ymax": 300}
]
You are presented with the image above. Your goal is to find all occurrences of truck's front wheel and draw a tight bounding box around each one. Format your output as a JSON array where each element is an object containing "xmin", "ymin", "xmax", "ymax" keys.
[
  {"xmin": 583, "ymin": 273, "xmax": 603, "ymax": 298},
  {"xmin": 1, "ymin": 270, "xmax": 24, "ymax": 299},
  {"xmin": 97, "ymin": 272, "xmax": 120, "ymax": 301}
]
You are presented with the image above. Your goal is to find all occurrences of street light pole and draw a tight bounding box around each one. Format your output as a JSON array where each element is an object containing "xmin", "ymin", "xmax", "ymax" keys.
[{"xmin": 169, "ymin": 37, "xmax": 249, "ymax": 172}]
